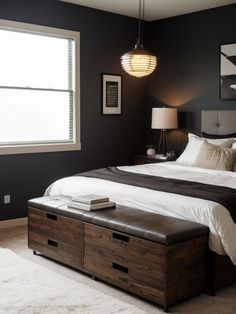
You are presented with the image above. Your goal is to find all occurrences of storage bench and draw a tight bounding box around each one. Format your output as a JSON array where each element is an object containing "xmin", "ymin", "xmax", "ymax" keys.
[{"xmin": 28, "ymin": 196, "xmax": 209, "ymax": 312}]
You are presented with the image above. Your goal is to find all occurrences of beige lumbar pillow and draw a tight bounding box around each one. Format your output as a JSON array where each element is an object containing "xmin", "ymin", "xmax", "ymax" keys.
[{"xmin": 194, "ymin": 141, "xmax": 236, "ymax": 171}]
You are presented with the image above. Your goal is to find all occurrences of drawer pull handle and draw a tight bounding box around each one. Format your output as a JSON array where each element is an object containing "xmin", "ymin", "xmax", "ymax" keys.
[
  {"xmin": 112, "ymin": 262, "xmax": 129, "ymax": 273},
  {"xmin": 48, "ymin": 239, "xmax": 58, "ymax": 247},
  {"xmin": 113, "ymin": 232, "xmax": 129, "ymax": 242},
  {"xmin": 47, "ymin": 213, "xmax": 57, "ymax": 221}
]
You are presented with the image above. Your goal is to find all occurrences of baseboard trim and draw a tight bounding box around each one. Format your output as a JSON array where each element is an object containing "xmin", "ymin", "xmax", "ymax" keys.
[{"xmin": 0, "ymin": 217, "xmax": 28, "ymax": 229}]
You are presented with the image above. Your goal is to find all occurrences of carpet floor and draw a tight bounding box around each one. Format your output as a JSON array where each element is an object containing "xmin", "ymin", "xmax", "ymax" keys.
[
  {"xmin": 0, "ymin": 226, "xmax": 235, "ymax": 314},
  {"xmin": 0, "ymin": 247, "xmax": 147, "ymax": 314}
]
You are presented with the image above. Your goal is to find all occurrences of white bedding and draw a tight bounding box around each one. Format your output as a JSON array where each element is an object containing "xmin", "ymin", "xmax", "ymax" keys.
[{"xmin": 45, "ymin": 161, "xmax": 236, "ymax": 265}]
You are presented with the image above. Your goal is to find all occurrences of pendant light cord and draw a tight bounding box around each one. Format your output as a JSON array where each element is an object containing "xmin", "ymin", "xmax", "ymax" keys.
[
  {"xmin": 137, "ymin": 0, "xmax": 141, "ymax": 46},
  {"xmin": 142, "ymin": 0, "xmax": 144, "ymax": 46},
  {"xmin": 137, "ymin": 0, "xmax": 144, "ymax": 47}
]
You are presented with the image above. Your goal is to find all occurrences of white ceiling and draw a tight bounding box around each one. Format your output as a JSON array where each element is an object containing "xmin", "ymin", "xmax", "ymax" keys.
[{"xmin": 61, "ymin": 0, "xmax": 235, "ymax": 21}]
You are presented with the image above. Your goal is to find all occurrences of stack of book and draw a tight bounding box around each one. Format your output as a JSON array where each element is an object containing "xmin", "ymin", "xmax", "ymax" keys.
[{"xmin": 68, "ymin": 194, "xmax": 116, "ymax": 211}]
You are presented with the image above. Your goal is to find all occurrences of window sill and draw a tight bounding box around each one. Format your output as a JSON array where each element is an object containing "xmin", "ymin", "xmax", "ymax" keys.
[{"xmin": 0, "ymin": 142, "xmax": 81, "ymax": 155}]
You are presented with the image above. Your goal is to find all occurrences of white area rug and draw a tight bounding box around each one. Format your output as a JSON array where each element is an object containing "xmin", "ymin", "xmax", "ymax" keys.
[{"xmin": 0, "ymin": 247, "xmax": 147, "ymax": 314}]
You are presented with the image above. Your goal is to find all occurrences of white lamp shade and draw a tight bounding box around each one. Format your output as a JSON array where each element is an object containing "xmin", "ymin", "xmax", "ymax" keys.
[{"xmin": 151, "ymin": 108, "xmax": 178, "ymax": 129}]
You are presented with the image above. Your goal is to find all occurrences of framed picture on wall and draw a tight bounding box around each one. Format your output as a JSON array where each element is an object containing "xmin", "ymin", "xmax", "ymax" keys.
[
  {"xmin": 220, "ymin": 42, "xmax": 236, "ymax": 99},
  {"xmin": 102, "ymin": 74, "xmax": 122, "ymax": 115}
]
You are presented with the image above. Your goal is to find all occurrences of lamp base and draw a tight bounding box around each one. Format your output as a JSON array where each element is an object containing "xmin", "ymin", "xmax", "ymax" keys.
[{"xmin": 158, "ymin": 130, "xmax": 169, "ymax": 155}]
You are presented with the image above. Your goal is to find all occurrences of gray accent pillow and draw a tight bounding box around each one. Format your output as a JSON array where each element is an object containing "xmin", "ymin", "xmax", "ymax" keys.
[{"xmin": 194, "ymin": 141, "xmax": 236, "ymax": 171}]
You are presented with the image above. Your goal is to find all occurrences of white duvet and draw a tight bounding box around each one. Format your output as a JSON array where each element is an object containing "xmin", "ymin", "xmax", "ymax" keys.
[{"xmin": 45, "ymin": 162, "xmax": 236, "ymax": 265}]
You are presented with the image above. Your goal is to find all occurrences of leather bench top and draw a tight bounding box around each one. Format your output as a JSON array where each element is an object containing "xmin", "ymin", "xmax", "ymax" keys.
[{"xmin": 28, "ymin": 196, "xmax": 209, "ymax": 245}]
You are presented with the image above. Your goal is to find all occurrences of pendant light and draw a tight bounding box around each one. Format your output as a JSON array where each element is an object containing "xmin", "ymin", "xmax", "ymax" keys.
[{"xmin": 121, "ymin": 0, "xmax": 157, "ymax": 78}]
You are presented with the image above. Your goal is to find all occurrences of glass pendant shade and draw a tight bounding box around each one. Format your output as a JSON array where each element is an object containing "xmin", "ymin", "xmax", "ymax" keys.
[{"xmin": 121, "ymin": 45, "xmax": 157, "ymax": 78}]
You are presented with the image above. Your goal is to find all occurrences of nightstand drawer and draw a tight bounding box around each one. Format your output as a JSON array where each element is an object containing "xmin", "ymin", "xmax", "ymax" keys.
[
  {"xmin": 134, "ymin": 155, "xmax": 176, "ymax": 165},
  {"xmin": 135, "ymin": 155, "xmax": 157, "ymax": 165}
]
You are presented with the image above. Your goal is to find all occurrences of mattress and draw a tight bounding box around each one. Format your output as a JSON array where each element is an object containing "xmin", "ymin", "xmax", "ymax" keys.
[{"xmin": 45, "ymin": 161, "xmax": 236, "ymax": 265}]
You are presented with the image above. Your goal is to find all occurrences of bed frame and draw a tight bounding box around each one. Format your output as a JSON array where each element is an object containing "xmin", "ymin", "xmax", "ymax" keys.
[
  {"xmin": 201, "ymin": 109, "xmax": 236, "ymax": 135},
  {"xmin": 202, "ymin": 110, "xmax": 236, "ymax": 293},
  {"xmin": 208, "ymin": 252, "xmax": 236, "ymax": 294}
]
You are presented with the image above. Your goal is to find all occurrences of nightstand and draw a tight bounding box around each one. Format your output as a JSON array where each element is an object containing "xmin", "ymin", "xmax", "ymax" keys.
[{"xmin": 134, "ymin": 155, "xmax": 176, "ymax": 165}]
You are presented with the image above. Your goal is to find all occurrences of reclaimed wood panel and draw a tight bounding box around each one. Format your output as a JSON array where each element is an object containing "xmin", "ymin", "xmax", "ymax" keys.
[
  {"xmin": 84, "ymin": 224, "xmax": 165, "ymax": 265},
  {"xmin": 84, "ymin": 241, "xmax": 165, "ymax": 303},
  {"xmin": 28, "ymin": 207, "xmax": 83, "ymax": 248},
  {"xmin": 84, "ymin": 224, "xmax": 208, "ymax": 307},
  {"xmin": 165, "ymin": 236, "xmax": 208, "ymax": 305},
  {"xmin": 28, "ymin": 207, "xmax": 83, "ymax": 269}
]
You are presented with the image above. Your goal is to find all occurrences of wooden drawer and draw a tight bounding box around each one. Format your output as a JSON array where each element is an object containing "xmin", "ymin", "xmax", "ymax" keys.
[
  {"xmin": 28, "ymin": 207, "xmax": 83, "ymax": 248},
  {"xmin": 29, "ymin": 231, "xmax": 82, "ymax": 269},
  {"xmin": 28, "ymin": 207, "xmax": 83, "ymax": 269},
  {"xmin": 84, "ymin": 224, "xmax": 165, "ymax": 303}
]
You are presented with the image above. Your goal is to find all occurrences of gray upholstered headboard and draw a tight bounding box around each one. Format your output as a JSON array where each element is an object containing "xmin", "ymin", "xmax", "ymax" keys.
[{"xmin": 201, "ymin": 110, "xmax": 236, "ymax": 135}]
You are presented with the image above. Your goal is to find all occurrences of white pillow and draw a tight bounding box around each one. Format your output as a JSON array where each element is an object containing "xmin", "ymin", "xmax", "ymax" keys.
[
  {"xmin": 177, "ymin": 133, "xmax": 235, "ymax": 165},
  {"xmin": 177, "ymin": 134, "xmax": 204, "ymax": 165}
]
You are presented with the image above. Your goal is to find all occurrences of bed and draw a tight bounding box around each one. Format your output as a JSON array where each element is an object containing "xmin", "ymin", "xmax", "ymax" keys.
[{"xmin": 45, "ymin": 109, "xmax": 236, "ymax": 293}]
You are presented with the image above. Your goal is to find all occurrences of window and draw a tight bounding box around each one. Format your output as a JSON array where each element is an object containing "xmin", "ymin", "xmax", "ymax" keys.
[{"xmin": 0, "ymin": 19, "xmax": 80, "ymax": 154}]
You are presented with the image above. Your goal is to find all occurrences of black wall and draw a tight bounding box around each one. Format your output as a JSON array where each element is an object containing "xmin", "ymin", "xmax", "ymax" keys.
[
  {"xmin": 0, "ymin": 0, "xmax": 147, "ymax": 220},
  {"xmin": 1, "ymin": 2, "xmax": 236, "ymax": 220},
  {"xmin": 145, "ymin": 4, "xmax": 236, "ymax": 153}
]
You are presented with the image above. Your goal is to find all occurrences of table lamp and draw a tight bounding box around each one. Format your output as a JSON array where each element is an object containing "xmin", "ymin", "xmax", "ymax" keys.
[{"xmin": 151, "ymin": 107, "xmax": 178, "ymax": 155}]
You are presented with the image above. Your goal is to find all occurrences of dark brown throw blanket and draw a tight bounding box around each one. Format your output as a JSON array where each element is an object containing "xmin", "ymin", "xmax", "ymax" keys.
[{"xmin": 78, "ymin": 167, "xmax": 236, "ymax": 222}]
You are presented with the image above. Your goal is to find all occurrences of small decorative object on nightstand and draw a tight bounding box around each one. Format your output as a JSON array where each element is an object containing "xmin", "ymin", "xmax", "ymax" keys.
[
  {"xmin": 146, "ymin": 144, "xmax": 157, "ymax": 157},
  {"xmin": 166, "ymin": 150, "xmax": 176, "ymax": 159}
]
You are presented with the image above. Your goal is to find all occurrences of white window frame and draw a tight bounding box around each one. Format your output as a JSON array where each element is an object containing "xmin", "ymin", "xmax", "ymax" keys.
[{"xmin": 0, "ymin": 19, "xmax": 80, "ymax": 155}]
